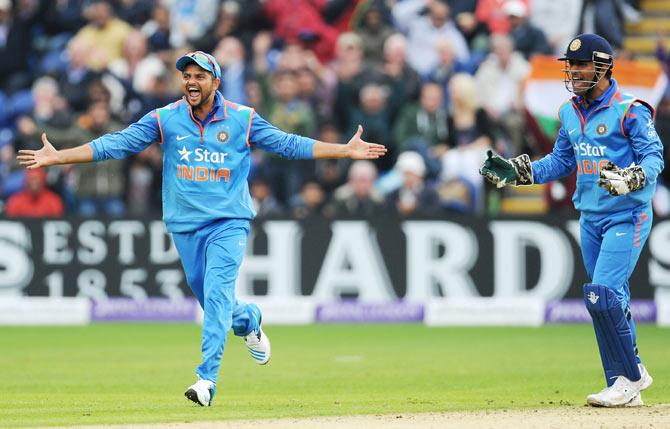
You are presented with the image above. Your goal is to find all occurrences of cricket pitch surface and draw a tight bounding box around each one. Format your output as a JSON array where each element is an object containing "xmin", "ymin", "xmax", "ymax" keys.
[{"xmin": 78, "ymin": 405, "xmax": 670, "ymax": 429}]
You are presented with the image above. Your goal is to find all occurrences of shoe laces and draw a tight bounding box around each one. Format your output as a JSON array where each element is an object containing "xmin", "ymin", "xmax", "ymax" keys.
[
  {"xmin": 611, "ymin": 375, "xmax": 635, "ymax": 392},
  {"xmin": 596, "ymin": 385, "xmax": 610, "ymax": 394}
]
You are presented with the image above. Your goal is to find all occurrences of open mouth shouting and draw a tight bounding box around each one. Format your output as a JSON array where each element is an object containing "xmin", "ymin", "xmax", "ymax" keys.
[{"xmin": 187, "ymin": 86, "xmax": 202, "ymax": 104}]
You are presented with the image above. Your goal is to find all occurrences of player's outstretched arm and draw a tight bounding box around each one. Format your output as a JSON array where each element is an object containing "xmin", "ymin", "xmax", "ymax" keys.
[
  {"xmin": 17, "ymin": 133, "xmax": 94, "ymax": 169},
  {"xmin": 312, "ymin": 125, "xmax": 388, "ymax": 160}
]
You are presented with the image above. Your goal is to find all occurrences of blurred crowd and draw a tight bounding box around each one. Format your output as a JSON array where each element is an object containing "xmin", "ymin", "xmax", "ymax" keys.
[{"xmin": 0, "ymin": 0, "xmax": 668, "ymax": 219}]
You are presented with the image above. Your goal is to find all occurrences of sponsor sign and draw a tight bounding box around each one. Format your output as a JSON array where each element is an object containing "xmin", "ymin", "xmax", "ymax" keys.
[
  {"xmin": 424, "ymin": 298, "xmax": 545, "ymax": 326},
  {"xmin": 1, "ymin": 217, "xmax": 668, "ymax": 324},
  {"xmin": 545, "ymin": 299, "xmax": 657, "ymax": 323},
  {"xmin": 316, "ymin": 301, "xmax": 424, "ymax": 323},
  {"xmin": 0, "ymin": 297, "xmax": 90, "ymax": 325},
  {"xmin": 241, "ymin": 296, "xmax": 317, "ymax": 325},
  {"xmin": 91, "ymin": 297, "xmax": 198, "ymax": 322},
  {"xmin": 655, "ymin": 288, "xmax": 670, "ymax": 326}
]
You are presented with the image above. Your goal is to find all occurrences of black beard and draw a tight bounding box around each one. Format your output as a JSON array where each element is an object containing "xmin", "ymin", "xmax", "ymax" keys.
[
  {"xmin": 188, "ymin": 98, "xmax": 204, "ymax": 108},
  {"xmin": 188, "ymin": 91, "xmax": 212, "ymax": 109}
]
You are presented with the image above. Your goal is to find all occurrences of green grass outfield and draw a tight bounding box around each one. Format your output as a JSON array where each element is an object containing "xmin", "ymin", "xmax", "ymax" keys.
[{"xmin": 0, "ymin": 324, "xmax": 668, "ymax": 427}]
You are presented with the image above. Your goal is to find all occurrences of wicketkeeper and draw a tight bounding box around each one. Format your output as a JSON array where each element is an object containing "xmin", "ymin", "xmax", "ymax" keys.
[{"xmin": 480, "ymin": 34, "xmax": 664, "ymax": 407}]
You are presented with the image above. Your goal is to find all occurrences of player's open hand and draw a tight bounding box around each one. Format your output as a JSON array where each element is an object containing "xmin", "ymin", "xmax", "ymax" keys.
[
  {"xmin": 17, "ymin": 133, "xmax": 61, "ymax": 169},
  {"xmin": 346, "ymin": 125, "xmax": 387, "ymax": 160}
]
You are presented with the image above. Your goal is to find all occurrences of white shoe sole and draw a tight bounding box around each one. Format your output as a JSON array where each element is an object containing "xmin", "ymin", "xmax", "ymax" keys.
[
  {"xmin": 587, "ymin": 390, "xmax": 643, "ymax": 408},
  {"xmin": 587, "ymin": 393, "xmax": 644, "ymax": 408},
  {"xmin": 625, "ymin": 393, "xmax": 643, "ymax": 407},
  {"xmin": 587, "ymin": 397, "xmax": 641, "ymax": 408}
]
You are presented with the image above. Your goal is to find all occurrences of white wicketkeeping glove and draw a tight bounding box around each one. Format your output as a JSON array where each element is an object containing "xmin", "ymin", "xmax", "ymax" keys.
[{"xmin": 597, "ymin": 162, "xmax": 646, "ymax": 196}]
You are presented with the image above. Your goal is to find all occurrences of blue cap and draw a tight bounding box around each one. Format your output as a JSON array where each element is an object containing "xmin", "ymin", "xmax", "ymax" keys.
[
  {"xmin": 558, "ymin": 33, "xmax": 613, "ymax": 63},
  {"xmin": 176, "ymin": 51, "xmax": 222, "ymax": 80}
]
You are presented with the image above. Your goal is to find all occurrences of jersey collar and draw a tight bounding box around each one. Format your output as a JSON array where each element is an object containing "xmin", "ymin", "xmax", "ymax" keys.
[{"xmin": 211, "ymin": 91, "xmax": 227, "ymax": 120}]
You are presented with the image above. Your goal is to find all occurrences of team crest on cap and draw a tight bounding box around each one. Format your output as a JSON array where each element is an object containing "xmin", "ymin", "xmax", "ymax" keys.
[
  {"xmin": 569, "ymin": 39, "xmax": 581, "ymax": 51},
  {"xmin": 217, "ymin": 130, "xmax": 229, "ymax": 143},
  {"xmin": 596, "ymin": 124, "xmax": 607, "ymax": 135}
]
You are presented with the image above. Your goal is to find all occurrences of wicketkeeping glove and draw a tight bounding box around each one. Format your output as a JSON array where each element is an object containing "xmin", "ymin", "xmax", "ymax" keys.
[
  {"xmin": 479, "ymin": 150, "xmax": 533, "ymax": 188},
  {"xmin": 597, "ymin": 161, "xmax": 646, "ymax": 196}
]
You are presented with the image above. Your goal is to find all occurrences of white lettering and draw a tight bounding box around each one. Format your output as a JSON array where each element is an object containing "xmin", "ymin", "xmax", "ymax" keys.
[
  {"xmin": 574, "ymin": 142, "xmax": 607, "ymax": 157},
  {"xmin": 194, "ymin": 148, "xmax": 227, "ymax": 163},
  {"xmin": 120, "ymin": 269, "xmax": 148, "ymax": 300},
  {"xmin": 149, "ymin": 221, "xmax": 179, "ymax": 264},
  {"xmin": 311, "ymin": 221, "xmax": 394, "ymax": 301},
  {"xmin": 404, "ymin": 221, "xmax": 479, "ymax": 299},
  {"xmin": 77, "ymin": 269, "xmax": 107, "ymax": 300},
  {"xmin": 0, "ymin": 221, "xmax": 33, "ymax": 294},
  {"xmin": 43, "ymin": 221, "xmax": 73, "ymax": 264},
  {"xmin": 210, "ymin": 151, "xmax": 224, "ymax": 163},
  {"xmin": 45, "ymin": 271, "xmax": 64, "ymax": 297},
  {"xmin": 237, "ymin": 221, "xmax": 301, "ymax": 298},
  {"xmin": 565, "ymin": 220, "xmax": 581, "ymax": 247},
  {"xmin": 109, "ymin": 221, "xmax": 145, "ymax": 264},
  {"xmin": 156, "ymin": 269, "xmax": 185, "ymax": 299},
  {"xmin": 649, "ymin": 220, "xmax": 670, "ymax": 287},
  {"xmin": 490, "ymin": 221, "xmax": 573, "ymax": 299},
  {"xmin": 77, "ymin": 221, "xmax": 107, "ymax": 265}
]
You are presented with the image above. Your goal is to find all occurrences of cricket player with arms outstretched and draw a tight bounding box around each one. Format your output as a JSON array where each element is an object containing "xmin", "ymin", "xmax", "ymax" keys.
[
  {"xmin": 17, "ymin": 51, "xmax": 387, "ymax": 407},
  {"xmin": 480, "ymin": 34, "xmax": 663, "ymax": 407}
]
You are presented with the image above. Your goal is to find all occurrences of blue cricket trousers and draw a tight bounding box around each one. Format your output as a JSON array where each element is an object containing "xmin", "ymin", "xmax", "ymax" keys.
[
  {"xmin": 579, "ymin": 203, "xmax": 653, "ymax": 359},
  {"xmin": 172, "ymin": 218, "xmax": 260, "ymax": 384}
]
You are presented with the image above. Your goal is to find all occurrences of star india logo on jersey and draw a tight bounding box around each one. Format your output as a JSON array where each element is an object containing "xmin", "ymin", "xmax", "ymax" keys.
[
  {"xmin": 574, "ymin": 143, "xmax": 606, "ymax": 157},
  {"xmin": 176, "ymin": 145, "xmax": 231, "ymax": 183},
  {"xmin": 573, "ymin": 143, "xmax": 611, "ymax": 176}
]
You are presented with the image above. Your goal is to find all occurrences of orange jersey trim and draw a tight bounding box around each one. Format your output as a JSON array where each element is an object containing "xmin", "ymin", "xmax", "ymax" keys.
[
  {"xmin": 245, "ymin": 109, "xmax": 255, "ymax": 147},
  {"xmin": 154, "ymin": 112, "xmax": 164, "ymax": 144}
]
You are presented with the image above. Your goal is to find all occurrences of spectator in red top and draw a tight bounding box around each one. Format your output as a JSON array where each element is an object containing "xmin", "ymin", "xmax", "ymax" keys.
[
  {"xmin": 475, "ymin": 0, "xmax": 530, "ymax": 34},
  {"xmin": 5, "ymin": 169, "xmax": 64, "ymax": 217},
  {"xmin": 262, "ymin": 0, "xmax": 342, "ymax": 63}
]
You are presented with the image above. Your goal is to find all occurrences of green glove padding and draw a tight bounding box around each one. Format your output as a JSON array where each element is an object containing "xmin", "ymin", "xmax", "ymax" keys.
[{"xmin": 479, "ymin": 150, "xmax": 533, "ymax": 188}]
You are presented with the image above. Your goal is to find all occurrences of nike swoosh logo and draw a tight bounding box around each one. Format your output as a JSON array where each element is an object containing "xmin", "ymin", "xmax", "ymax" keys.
[
  {"xmin": 238, "ymin": 241, "xmax": 245, "ymax": 246},
  {"xmin": 176, "ymin": 135, "xmax": 190, "ymax": 141},
  {"xmin": 616, "ymin": 232, "xmax": 626, "ymax": 236},
  {"xmin": 568, "ymin": 129, "xmax": 576, "ymax": 135}
]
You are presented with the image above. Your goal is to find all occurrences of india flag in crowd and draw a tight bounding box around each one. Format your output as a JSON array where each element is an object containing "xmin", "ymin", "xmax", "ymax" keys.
[{"xmin": 524, "ymin": 55, "xmax": 668, "ymax": 139}]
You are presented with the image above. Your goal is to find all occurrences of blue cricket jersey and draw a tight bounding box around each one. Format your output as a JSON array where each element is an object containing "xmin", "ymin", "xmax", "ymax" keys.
[
  {"xmin": 531, "ymin": 79, "xmax": 664, "ymax": 215},
  {"xmin": 89, "ymin": 92, "xmax": 315, "ymax": 232}
]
